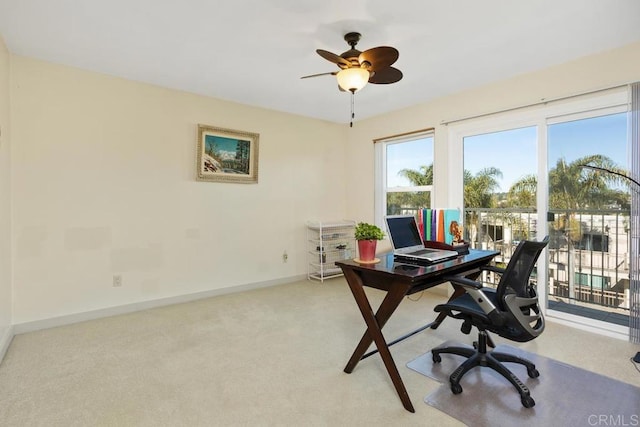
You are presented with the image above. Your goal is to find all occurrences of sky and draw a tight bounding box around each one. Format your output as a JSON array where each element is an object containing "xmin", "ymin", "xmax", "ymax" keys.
[
  {"xmin": 387, "ymin": 112, "xmax": 628, "ymax": 192},
  {"xmin": 463, "ymin": 126, "xmax": 537, "ymax": 192},
  {"xmin": 386, "ymin": 138, "xmax": 433, "ymax": 187},
  {"xmin": 205, "ymin": 135, "xmax": 240, "ymax": 153}
]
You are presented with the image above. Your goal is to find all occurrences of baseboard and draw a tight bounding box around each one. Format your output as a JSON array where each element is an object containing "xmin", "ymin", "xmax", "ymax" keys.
[
  {"xmin": 546, "ymin": 310, "xmax": 629, "ymax": 341},
  {"xmin": 13, "ymin": 274, "xmax": 306, "ymax": 335},
  {"xmin": 0, "ymin": 324, "xmax": 15, "ymax": 365}
]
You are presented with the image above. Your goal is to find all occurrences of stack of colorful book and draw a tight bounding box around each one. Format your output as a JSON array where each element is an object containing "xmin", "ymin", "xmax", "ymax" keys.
[{"xmin": 416, "ymin": 208, "xmax": 463, "ymax": 245}]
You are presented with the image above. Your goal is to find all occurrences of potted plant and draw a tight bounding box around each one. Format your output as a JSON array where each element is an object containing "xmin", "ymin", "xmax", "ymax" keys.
[{"xmin": 354, "ymin": 222, "xmax": 385, "ymax": 262}]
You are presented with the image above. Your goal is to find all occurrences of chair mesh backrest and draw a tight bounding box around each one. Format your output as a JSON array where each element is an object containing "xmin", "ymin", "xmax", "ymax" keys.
[
  {"xmin": 496, "ymin": 236, "xmax": 550, "ymax": 308},
  {"xmin": 494, "ymin": 236, "xmax": 549, "ymax": 341}
]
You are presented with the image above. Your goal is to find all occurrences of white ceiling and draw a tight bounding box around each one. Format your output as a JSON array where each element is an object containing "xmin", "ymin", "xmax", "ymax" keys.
[{"xmin": 1, "ymin": 0, "xmax": 639, "ymax": 124}]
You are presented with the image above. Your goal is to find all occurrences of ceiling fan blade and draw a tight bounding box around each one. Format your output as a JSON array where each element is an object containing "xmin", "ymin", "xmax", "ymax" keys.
[
  {"xmin": 316, "ymin": 49, "xmax": 351, "ymax": 68},
  {"xmin": 359, "ymin": 47, "xmax": 399, "ymax": 71},
  {"xmin": 368, "ymin": 67, "xmax": 403, "ymax": 84},
  {"xmin": 300, "ymin": 71, "xmax": 338, "ymax": 79}
]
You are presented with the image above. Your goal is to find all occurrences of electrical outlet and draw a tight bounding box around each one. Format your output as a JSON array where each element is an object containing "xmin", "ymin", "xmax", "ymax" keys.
[
  {"xmin": 282, "ymin": 251, "xmax": 288, "ymax": 263},
  {"xmin": 112, "ymin": 275, "xmax": 122, "ymax": 287}
]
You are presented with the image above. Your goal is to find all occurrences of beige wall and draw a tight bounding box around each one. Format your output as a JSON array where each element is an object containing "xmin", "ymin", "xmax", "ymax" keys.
[
  {"xmin": 345, "ymin": 41, "xmax": 640, "ymax": 224},
  {"xmin": 10, "ymin": 56, "xmax": 347, "ymax": 323},
  {"xmin": 0, "ymin": 36, "xmax": 12, "ymax": 347},
  {"xmin": 6, "ymin": 41, "xmax": 640, "ymax": 326}
]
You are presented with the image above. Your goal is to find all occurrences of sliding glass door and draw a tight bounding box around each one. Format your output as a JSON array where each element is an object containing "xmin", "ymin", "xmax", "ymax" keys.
[
  {"xmin": 546, "ymin": 112, "xmax": 630, "ymax": 329},
  {"xmin": 451, "ymin": 88, "xmax": 630, "ymax": 336}
]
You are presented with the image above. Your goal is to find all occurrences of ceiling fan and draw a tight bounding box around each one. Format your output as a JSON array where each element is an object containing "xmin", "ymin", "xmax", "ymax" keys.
[
  {"xmin": 302, "ymin": 32, "xmax": 403, "ymax": 93},
  {"xmin": 302, "ymin": 32, "xmax": 403, "ymax": 126}
]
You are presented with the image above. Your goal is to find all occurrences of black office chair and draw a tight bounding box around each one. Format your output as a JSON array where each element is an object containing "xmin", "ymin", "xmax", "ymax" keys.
[{"xmin": 431, "ymin": 236, "xmax": 549, "ymax": 408}]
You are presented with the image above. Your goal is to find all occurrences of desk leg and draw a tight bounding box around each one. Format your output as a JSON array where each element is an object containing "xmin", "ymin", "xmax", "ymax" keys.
[{"xmin": 342, "ymin": 269, "xmax": 415, "ymax": 413}]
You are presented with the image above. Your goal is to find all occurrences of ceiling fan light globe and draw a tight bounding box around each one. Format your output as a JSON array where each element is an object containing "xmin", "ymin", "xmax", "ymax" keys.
[{"xmin": 336, "ymin": 68, "xmax": 369, "ymax": 93}]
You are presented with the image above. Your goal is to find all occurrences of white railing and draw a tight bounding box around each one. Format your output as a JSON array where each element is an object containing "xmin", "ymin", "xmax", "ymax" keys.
[{"xmin": 463, "ymin": 208, "xmax": 630, "ymax": 312}]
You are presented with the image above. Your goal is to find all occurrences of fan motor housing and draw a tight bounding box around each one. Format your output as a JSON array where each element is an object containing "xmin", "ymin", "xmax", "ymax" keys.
[{"xmin": 340, "ymin": 32, "xmax": 363, "ymax": 67}]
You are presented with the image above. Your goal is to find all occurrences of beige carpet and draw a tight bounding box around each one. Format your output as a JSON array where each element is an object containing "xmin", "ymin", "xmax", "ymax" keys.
[
  {"xmin": 1, "ymin": 278, "xmax": 639, "ymax": 426},
  {"xmin": 408, "ymin": 342, "xmax": 640, "ymax": 427}
]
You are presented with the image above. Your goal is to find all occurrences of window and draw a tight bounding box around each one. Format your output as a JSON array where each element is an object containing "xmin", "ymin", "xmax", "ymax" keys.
[
  {"xmin": 576, "ymin": 232, "xmax": 609, "ymax": 252},
  {"xmin": 374, "ymin": 130, "xmax": 434, "ymax": 225},
  {"xmin": 575, "ymin": 272, "xmax": 611, "ymax": 290}
]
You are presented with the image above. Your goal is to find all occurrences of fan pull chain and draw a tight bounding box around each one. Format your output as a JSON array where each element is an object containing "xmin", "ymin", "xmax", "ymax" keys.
[{"xmin": 350, "ymin": 92, "xmax": 355, "ymax": 127}]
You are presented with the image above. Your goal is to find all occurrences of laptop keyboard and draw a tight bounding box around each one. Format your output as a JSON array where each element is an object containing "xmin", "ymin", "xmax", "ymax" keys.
[{"xmin": 409, "ymin": 249, "xmax": 432, "ymax": 256}]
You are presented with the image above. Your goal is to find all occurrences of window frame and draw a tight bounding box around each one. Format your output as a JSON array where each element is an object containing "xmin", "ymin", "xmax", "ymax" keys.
[{"xmin": 374, "ymin": 129, "xmax": 435, "ymax": 228}]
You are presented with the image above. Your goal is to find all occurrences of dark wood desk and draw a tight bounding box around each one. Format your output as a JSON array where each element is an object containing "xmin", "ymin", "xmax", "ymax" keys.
[{"xmin": 335, "ymin": 249, "xmax": 499, "ymax": 413}]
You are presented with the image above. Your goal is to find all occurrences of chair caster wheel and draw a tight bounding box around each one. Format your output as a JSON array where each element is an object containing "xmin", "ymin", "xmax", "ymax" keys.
[
  {"xmin": 450, "ymin": 382, "xmax": 463, "ymax": 395},
  {"xmin": 521, "ymin": 395, "xmax": 535, "ymax": 408},
  {"xmin": 432, "ymin": 352, "xmax": 441, "ymax": 363},
  {"xmin": 527, "ymin": 367, "xmax": 540, "ymax": 378}
]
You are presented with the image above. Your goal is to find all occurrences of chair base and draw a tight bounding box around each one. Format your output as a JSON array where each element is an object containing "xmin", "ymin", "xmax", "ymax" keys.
[{"xmin": 431, "ymin": 331, "xmax": 539, "ymax": 408}]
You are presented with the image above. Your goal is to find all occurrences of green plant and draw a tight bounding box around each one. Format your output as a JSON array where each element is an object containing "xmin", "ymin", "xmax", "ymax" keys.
[{"xmin": 354, "ymin": 222, "xmax": 385, "ymax": 241}]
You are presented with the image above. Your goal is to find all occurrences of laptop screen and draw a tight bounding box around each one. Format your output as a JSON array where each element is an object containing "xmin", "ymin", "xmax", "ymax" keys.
[{"xmin": 385, "ymin": 215, "xmax": 423, "ymax": 250}]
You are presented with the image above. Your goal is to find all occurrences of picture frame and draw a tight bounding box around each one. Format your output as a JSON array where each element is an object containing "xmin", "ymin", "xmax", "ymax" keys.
[{"xmin": 196, "ymin": 124, "xmax": 259, "ymax": 183}]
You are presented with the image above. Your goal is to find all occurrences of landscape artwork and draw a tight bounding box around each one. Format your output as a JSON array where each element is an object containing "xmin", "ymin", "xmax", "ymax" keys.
[{"xmin": 196, "ymin": 125, "xmax": 259, "ymax": 183}]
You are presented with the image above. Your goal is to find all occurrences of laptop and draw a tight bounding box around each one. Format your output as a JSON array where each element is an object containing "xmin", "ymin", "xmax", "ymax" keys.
[{"xmin": 384, "ymin": 214, "xmax": 459, "ymax": 263}]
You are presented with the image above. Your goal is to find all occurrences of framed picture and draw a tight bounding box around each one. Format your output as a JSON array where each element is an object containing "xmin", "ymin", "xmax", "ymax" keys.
[{"xmin": 196, "ymin": 125, "xmax": 259, "ymax": 183}]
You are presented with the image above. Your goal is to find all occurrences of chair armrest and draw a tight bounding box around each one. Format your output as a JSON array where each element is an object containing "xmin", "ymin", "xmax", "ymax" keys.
[
  {"xmin": 443, "ymin": 275, "xmax": 503, "ymax": 325},
  {"xmin": 443, "ymin": 275, "xmax": 484, "ymax": 290},
  {"xmin": 480, "ymin": 265, "xmax": 506, "ymax": 275}
]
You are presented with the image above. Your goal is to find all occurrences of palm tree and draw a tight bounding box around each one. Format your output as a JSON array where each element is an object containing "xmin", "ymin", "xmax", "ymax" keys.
[
  {"xmin": 392, "ymin": 164, "xmax": 504, "ymax": 209},
  {"xmin": 464, "ymin": 167, "xmax": 503, "ymax": 208},
  {"xmin": 545, "ymin": 155, "xmax": 629, "ymax": 302},
  {"xmin": 507, "ymin": 174, "xmax": 537, "ymax": 208},
  {"xmin": 387, "ymin": 164, "xmax": 433, "ymax": 214},
  {"xmin": 548, "ymin": 155, "xmax": 628, "ymax": 210},
  {"xmin": 461, "ymin": 167, "xmax": 503, "ymax": 244},
  {"xmin": 504, "ymin": 155, "xmax": 629, "ymax": 210},
  {"xmin": 398, "ymin": 165, "xmax": 433, "ymax": 186}
]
